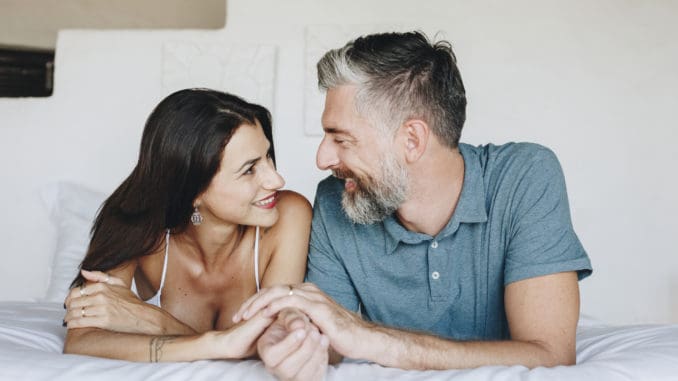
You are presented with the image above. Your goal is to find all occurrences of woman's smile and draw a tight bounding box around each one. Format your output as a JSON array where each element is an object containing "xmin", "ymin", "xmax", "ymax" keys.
[{"xmin": 254, "ymin": 192, "xmax": 278, "ymax": 209}]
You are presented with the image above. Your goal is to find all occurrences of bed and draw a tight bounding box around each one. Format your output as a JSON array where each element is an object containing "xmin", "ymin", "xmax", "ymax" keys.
[
  {"xmin": 1, "ymin": 184, "xmax": 677, "ymax": 380},
  {"xmin": 0, "ymin": 301, "xmax": 676, "ymax": 380}
]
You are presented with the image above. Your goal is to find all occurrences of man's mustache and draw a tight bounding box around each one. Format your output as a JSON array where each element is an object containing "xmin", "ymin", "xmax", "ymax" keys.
[{"xmin": 332, "ymin": 168, "xmax": 354, "ymax": 180}]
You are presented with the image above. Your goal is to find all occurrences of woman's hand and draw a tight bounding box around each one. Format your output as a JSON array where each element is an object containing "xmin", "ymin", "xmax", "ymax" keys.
[
  {"xmin": 209, "ymin": 309, "xmax": 277, "ymax": 359},
  {"xmin": 64, "ymin": 270, "xmax": 175, "ymax": 334}
]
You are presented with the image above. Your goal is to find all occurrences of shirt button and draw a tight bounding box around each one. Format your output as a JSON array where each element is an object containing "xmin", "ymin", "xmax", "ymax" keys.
[
  {"xmin": 431, "ymin": 271, "xmax": 440, "ymax": 280},
  {"xmin": 431, "ymin": 241, "xmax": 438, "ymax": 249}
]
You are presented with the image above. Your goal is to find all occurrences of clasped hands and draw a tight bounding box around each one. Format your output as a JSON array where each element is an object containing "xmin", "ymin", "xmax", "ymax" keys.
[{"xmin": 234, "ymin": 283, "xmax": 369, "ymax": 373}]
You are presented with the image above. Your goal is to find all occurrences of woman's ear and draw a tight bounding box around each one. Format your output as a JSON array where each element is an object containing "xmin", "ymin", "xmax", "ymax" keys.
[
  {"xmin": 192, "ymin": 196, "xmax": 203, "ymax": 209},
  {"xmin": 399, "ymin": 119, "xmax": 430, "ymax": 164}
]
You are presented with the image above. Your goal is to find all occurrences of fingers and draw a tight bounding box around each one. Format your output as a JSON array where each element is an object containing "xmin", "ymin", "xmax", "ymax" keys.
[
  {"xmin": 234, "ymin": 283, "xmax": 329, "ymax": 324},
  {"xmin": 63, "ymin": 286, "xmax": 123, "ymax": 329},
  {"xmin": 81, "ymin": 269, "xmax": 125, "ymax": 286},
  {"xmin": 63, "ymin": 304, "xmax": 106, "ymax": 329},
  {"xmin": 223, "ymin": 310, "xmax": 278, "ymax": 359},
  {"xmin": 66, "ymin": 317, "xmax": 101, "ymax": 329},
  {"xmin": 241, "ymin": 309, "xmax": 277, "ymax": 336},
  {"xmin": 264, "ymin": 328, "xmax": 330, "ymax": 380},
  {"xmin": 259, "ymin": 327, "xmax": 308, "ymax": 368},
  {"xmin": 66, "ymin": 294, "xmax": 98, "ymax": 309},
  {"xmin": 66, "ymin": 285, "xmax": 87, "ymax": 304},
  {"xmin": 295, "ymin": 334, "xmax": 330, "ymax": 380},
  {"xmin": 65, "ymin": 282, "xmax": 102, "ymax": 305},
  {"xmin": 280, "ymin": 308, "xmax": 310, "ymax": 332},
  {"xmin": 274, "ymin": 330, "xmax": 321, "ymax": 378},
  {"xmin": 66, "ymin": 277, "xmax": 130, "ymax": 306},
  {"xmin": 263, "ymin": 295, "xmax": 321, "ymax": 321},
  {"xmin": 233, "ymin": 285, "xmax": 295, "ymax": 323},
  {"xmin": 265, "ymin": 295, "xmax": 361, "ymax": 360},
  {"xmin": 237, "ymin": 310, "xmax": 277, "ymax": 343},
  {"xmin": 64, "ymin": 282, "xmax": 107, "ymax": 308}
]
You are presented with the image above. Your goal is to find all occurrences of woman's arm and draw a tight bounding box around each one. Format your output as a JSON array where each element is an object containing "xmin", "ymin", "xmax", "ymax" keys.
[{"xmin": 63, "ymin": 310, "xmax": 275, "ymax": 361}]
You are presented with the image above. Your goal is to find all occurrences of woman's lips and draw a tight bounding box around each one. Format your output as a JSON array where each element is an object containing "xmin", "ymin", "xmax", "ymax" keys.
[{"xmin": 254, "ymin": 192, "xmax": 278, "ymax": 209}]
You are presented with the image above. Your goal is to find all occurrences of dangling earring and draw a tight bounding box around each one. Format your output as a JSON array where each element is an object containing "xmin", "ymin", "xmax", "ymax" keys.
[{"xmin": 191, "ymin": 206, "xmax": 203, "ymax": 226}]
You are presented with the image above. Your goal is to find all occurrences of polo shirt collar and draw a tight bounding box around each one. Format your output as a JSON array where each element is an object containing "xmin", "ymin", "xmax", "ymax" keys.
[{"xmin": 383, "ymin": 143, "xmax": 488, "ymax": 254}]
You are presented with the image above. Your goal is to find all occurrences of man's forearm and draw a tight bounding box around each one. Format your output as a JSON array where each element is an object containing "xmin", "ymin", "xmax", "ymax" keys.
[{"xmin": 358, "ymin": 324, "xmax": 574, "ymax": 370}]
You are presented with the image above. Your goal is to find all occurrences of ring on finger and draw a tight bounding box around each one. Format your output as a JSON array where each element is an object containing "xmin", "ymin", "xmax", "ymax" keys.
[
  {"xmin": 81, "ymin": 306, "xmax": 86, "ymax": 317},
  {"xmin": 288, "ymin": 286, "xmax": 294, "ymax": 296},
  {"xmin": 104, "ymin": 273, "xmax": 110, "ymax": 284},
  {"xmin": 79, "ymin": 285, "xmax": 86, "ymax": 297}
]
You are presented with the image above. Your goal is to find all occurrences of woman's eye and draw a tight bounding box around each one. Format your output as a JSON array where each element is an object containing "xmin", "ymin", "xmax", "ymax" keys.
[{"xmin": 244, "ymin": 166, "xmax": 255, "ymax": 175}]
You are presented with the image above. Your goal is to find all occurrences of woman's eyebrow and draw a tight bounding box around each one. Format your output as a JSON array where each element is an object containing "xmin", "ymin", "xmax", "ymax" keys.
[{"xmin": 235, "ymin": 157, "xmax": 260, "ymax": 173}]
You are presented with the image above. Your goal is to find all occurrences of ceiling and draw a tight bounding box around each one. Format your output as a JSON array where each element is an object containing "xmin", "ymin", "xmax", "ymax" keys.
[{"xmin": 0, "ymin": 0, "xmax": 226, "ymax": 50}]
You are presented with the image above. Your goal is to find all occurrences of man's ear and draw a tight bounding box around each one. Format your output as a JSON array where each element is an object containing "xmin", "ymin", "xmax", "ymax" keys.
[{"xmin": 399, "ymin": 119, "xmax": 429, "ymax": 164}]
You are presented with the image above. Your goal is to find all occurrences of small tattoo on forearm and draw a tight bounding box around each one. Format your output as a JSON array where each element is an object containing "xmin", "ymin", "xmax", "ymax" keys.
[{"xmin": 149, "ymin": 335, "xmax": 177, "ymax": 362}]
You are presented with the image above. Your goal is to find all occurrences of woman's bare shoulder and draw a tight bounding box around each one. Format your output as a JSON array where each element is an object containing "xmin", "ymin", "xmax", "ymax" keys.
[
  {"xmin": 272, "ymin": 190, "xmax": 312, "ymax": 229},
  {"xmin": 261, "ymin": 190, "xmax": 311, "ymax": 239},
  {"xmin": 259, "ymin": 191, "xmax": 312, "ymax": 286}
]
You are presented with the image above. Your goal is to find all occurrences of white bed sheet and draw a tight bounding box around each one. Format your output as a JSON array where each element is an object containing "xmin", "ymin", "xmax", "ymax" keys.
[{"xmin": 1, "ymin": 302, "xmax": 677, "ymax": 381}]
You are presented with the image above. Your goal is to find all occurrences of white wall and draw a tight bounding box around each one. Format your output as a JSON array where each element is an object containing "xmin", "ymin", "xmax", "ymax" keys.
[{"xmin": 0, "ymin": 0, "xmax": 676, "ymax": 325}]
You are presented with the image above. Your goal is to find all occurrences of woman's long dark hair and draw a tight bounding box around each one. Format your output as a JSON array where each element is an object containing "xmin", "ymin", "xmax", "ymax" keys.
[{"xmin": 71, "ymin": 88, "xmax": 275, "ymax": 288}]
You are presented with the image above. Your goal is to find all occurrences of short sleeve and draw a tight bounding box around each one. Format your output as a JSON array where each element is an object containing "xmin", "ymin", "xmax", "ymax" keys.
[
  {"xmin": 504, "ymin": 148, "xmax": 592, "ymax": 285},
  {"xmin": 305, "ymin": 188, "xmax": 360, "ymax": 311}
]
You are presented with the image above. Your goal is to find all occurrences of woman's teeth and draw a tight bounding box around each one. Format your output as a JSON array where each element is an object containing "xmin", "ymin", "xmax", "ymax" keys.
[{"xmin": 256, "ymin": 195, "xmax": 275, "ymax": 206}]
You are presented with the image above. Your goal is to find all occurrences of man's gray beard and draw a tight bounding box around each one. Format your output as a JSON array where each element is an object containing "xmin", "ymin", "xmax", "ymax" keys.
[{"xmin": 341, "ymin": 154, "xmax": 408, "ymax": 225}]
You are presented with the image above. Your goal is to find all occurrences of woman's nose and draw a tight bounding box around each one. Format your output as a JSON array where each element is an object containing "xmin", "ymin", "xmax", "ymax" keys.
[{"xmin": 263, "ymin": 163, "xmax": 285, "ymax": 190}]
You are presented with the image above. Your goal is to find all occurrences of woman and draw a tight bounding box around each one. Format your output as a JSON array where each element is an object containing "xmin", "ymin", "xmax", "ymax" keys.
[{"xmin": 62, "ymin": 89, "xmax": 319, "ymax": 364}]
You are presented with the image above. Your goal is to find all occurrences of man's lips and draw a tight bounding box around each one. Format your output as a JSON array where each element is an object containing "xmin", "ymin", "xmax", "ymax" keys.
[
  {"xmin": 344, "ymin": 178, "xmax": 357, "ymax": 192},
  {"xmin": 254, "ymin": 192, "xmax": 278, "ymax": 209}
]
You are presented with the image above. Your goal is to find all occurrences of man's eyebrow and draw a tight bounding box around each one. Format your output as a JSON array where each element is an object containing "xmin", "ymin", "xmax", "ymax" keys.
[
  {"xmin": 324, "ymin": 127, "xmax": 354, "ymax": 137},
  {"xmin": 235, "ymin": 157, "xmax": 260, "ymax": 173}
]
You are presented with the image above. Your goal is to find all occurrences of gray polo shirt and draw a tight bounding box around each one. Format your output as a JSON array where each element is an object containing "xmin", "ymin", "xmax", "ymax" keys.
[{"xmin": 306, "ymin": 142, "xmax": 592, "ymax": 340}]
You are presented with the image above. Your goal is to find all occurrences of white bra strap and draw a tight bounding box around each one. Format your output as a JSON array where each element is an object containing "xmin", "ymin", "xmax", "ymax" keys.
[
  {"xmin": 158, "ymin": 229, "xmax": 170, "ymax": 292},
  {"xmin": 254, "ymin": 226, "xmax": 260, "ymax": 293}
]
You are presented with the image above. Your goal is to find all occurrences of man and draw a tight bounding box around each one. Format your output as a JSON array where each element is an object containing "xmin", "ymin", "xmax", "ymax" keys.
[{"xmin": 236, "ymin": 31, "xmax": 592, "ymax": 375}]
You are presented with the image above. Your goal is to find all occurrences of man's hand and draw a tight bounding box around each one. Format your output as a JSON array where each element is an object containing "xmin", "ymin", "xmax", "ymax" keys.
[
  {"xmin": 234, "ymin": 283, "xmax": 366, "ymax": 360},
  {"xmin": 257, "ymin": 308, "xmax": 328, "ymax": 381}
]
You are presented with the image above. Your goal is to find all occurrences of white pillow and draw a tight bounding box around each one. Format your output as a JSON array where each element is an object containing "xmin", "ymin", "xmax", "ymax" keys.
[{"xmin": 41, "ymin": 182, "xmax": 106, "ymax": 302}]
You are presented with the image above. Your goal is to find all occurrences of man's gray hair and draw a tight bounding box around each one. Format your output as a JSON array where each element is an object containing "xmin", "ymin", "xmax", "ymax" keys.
[{"xmin": 317, "ymin": 31, "xmax": 467, "ymax": 148}]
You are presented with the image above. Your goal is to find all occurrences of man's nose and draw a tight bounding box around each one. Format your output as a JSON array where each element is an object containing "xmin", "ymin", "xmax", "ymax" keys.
[{"xmin": 316, "ymin": 135, "xmax": 339, "ymax": 170}]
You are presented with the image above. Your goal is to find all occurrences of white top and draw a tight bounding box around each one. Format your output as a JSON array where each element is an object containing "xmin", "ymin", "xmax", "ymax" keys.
[{"xmin": 131, "ymin": 227, "xmax": 261, "ymax": 307}]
